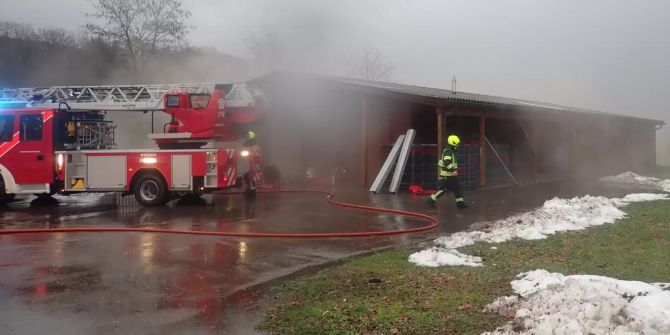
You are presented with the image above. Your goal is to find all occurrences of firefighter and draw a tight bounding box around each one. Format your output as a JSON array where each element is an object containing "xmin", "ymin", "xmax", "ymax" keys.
[
  {"xmin": 244, "ymin": 130, "xmax": 256, "ymax": 146},
  {"xmin": 243, "ymin": 130, "xmax": 259, "ymax": 196},
  {"xmin": 429, "ymin": 135, "xmax": 468, "ymax": 209}
]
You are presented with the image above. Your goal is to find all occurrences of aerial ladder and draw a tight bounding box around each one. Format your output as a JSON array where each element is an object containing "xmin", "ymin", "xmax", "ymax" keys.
[
  {"xmin": 0, "ymin": 83, "xmax": 265, "ymax": 149},
  {"xmin": 0, "ymin": 83, "xmax": 262, "ymax": 110}
]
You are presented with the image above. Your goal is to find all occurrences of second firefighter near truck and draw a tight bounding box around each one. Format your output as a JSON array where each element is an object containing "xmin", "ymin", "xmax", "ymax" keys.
[
  {"xmin": 429, "ymin": 135, "xmax": 468, "ymax": 209},
  {"xmin": 242, "ymin": 130, "xmax": 262, "ymax": 196}
]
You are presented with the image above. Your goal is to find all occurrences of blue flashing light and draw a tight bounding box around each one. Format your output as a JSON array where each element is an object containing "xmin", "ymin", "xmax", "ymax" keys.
[{"xmin": 0, "ymin": 100, "xmax": 29, "ymax": 110}]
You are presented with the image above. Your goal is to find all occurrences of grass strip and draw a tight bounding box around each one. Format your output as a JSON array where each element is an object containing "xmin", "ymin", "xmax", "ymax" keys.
[{"xmin": 260, "ymin": 201, "xmax": 670, "ymax": 335}]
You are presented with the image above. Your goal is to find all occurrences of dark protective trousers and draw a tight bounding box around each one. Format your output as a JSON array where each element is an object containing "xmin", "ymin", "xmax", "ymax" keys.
[
  {"xmin": 243, "ymin": 172, "xmax": 256, "ymax": 191},
  {"xmin": 430, "ymin": 176, "xmax": 464, "ymax": 203}
]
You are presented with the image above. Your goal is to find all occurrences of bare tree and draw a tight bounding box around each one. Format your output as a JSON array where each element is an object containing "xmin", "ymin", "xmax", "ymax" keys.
[
  {"xmin": 0, "ymin": 21, "xmax": 79, "ymax": 48},
  {"xmin": 36, "ymin": 28, "xmax": 78, "ymax": 47},
  {"xmin": 84, "ymin": 0, "xmax": 192, "ymax": 68},
  {"xmin": 0, "ymin": 21, "xmax": 37, "ymax": 40},
  {"xmin": 350, "ymin": 51, "xmax": 393, "ymax": 81}
]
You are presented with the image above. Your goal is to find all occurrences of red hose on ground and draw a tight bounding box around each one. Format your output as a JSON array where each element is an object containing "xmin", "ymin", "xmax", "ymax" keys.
[{"xmin": 0, "ymin": 189, "xmax": 438, "ymax": 238}]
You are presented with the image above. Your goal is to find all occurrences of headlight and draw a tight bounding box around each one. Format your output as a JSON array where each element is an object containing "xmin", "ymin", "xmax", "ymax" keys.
[
  {"xmin": 240, "ymin": 150, "xmax": 250, "ymax": 157},
  {"xmin": 57, "ymin": 154, "xmax": 64, "ymax": 170},
  {"xmin": 140, "ymin": 157, "xmax": 157, "ymax": 164}
]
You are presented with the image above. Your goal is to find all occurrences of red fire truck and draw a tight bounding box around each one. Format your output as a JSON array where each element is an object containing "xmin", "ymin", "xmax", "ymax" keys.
[{"xmin": 0, "ymin": 83, "xmax": 265, "ymax": 206}]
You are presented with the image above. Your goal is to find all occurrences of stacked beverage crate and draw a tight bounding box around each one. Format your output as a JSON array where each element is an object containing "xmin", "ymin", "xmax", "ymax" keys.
[
  {"xmin": 465, "ymin": 144, "xmax": 480, "ymax": 190},
  {"xmin": 456, "ymin": 146, "xmax": 468, "ymax": 190},
  {"xmin": 416, "ymin": 145, "xmax": 440, "ymax": 190},
  {"xmin": 454, "ymin": 145, "xmax": 480, "ymax": 190}
]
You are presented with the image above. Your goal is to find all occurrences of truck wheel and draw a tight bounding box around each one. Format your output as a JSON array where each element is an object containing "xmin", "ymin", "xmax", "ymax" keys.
[
  {"xmin": 134, "ymin": 174, "xmax": 169, "ymax": 206},
  {"xmin": 0, "ymin": 177, "xmax": 13, "ymax": 205},
  {"xmin": 0, "ymin": 193, "xmax": 15, "ymax": 206}
]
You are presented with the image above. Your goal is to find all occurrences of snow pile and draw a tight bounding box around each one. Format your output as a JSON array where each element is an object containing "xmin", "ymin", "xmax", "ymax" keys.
[
  {"xmin": 484, "ymin": 269, "xmax": 670, "ymax": 335},
  {"xmin": 601, "ymin": 172, "xmax": 670, "ymax": 193},
  {"xmin": 52, "ymin": 193, "xmax": 110, "ymax": 205},
  {"xmin": 410, "ymin": 248, "xmax": 484, "ymax": 267},
  {"xmin": 409, "ymin": 193, "xmax": 668, "ymax": 267},
  {"xmin": 621, "ymin": 193, "xmax": 669, "ymax": 202}
]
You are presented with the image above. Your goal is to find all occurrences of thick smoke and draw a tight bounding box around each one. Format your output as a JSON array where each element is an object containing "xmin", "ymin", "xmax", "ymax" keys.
[{"xmin": 1, "ymin": 0, "xmax": 668, "ymax": 167}]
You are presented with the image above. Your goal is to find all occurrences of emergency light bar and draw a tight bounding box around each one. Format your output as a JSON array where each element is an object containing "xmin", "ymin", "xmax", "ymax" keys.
[{"xmin": 0, "ymin": 100, "xmax": 28, "ymax": 109}]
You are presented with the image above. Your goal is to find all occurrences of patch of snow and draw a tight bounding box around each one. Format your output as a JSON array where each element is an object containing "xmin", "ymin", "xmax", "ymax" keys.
[
  {"xmin": 484, "ymin": 269, "xmax": 670, "ymax": 335},
  {"xmin": 53, "ymin": 193, "xmax": 107, "ymax": 203},
  {"xmin": 52, "ymin": 193, "xmax": 110, "ymax": 205},
  {"xmin": 408, "ymin": 248, "xmax": 482, "ymax": 267},
  {"xmin": 621, "ymin": 193, "xmax": 669, "ymax": 202},
  {"xmin": 490, "ymin": 246, "xmax": 498, "ymax": 250},
  {"xmin": 20, "ymin": 192, "xmax": 110, "ymax": 205},
  {"xmin": 508, "ymin": 269, "xmax": 566, "ymax": 297},
  {"xmin": 409, "ymin": 193, "xmax": 668, "ymax": 267},
  {"xmin": 601, "ymin": 171, "xmax": 670, "ymax": 193}
]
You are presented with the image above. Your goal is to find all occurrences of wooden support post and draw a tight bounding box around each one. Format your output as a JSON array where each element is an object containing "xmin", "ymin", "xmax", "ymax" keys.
[
  {"xmin": 651, "ymin": 126, "xmax": 657, "ymax": 170},
  {"xmin": 479, "ymin": 116, "xmax": 486, "ymax": 187},
  {"xmin": 532, "ymin": 121, "xmax": 538, "ymax": 182},
  {"xmin": 573, "ymin": 127, "xmax": 579, "ymax": 175},
  {"xmin": 362, "ymin": 95, "xmax": 369, "ymax": 187},
  {"xmin": 518, "ymin": 120, "xmax": 538, "ymax": 183},
  {"xmin": 436, "ymin": 107, "xmax": 445, "ymax": 178}
]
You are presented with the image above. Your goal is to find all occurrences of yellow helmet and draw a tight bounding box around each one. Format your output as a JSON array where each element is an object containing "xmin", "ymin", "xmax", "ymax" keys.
[
  {"xmin": 447, "ymin": 135, "xmax": 460, "ymax": 147},
  {"xmin": 246, "ymin": 131, "xmax": 256, "ymax": 140}
]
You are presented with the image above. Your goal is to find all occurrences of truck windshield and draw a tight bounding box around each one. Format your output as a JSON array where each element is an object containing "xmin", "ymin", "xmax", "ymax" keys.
[
  {"xmin": 0, "ymin": 115, "xmax": 13, "ymax": 142},
  {"xmin": 190, "ymin": 94, "xmax": 211, "ymax": 109},
  {"xmin": 166, "ymin": 95, "xmax": 180, "ymax": 108}
]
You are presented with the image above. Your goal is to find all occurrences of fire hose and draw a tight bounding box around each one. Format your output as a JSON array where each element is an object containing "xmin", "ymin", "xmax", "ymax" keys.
[{"xmin": 0, "ymin": 190, "xmax": 438, "ymax": 238}]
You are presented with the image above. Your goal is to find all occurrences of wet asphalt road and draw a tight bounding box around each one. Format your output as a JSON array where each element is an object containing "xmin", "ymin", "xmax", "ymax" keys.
[{"xmin": 0, "ymin": 182, "xmax": 635, "ymax": 334}]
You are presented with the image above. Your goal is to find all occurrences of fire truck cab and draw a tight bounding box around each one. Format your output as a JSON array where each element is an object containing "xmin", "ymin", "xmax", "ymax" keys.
[{"xmin": 0, "ymin": 83, "xmax": 264, "ymax": 206}]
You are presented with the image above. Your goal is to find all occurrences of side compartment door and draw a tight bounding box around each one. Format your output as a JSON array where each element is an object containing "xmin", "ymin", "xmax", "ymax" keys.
[
  {"xmin": 87, "ymin": 155, "xmax": 127, "ymax": 190},
  {"xmin": 171, "ymin": 155, "xmax": 192, "ymax": 190}
]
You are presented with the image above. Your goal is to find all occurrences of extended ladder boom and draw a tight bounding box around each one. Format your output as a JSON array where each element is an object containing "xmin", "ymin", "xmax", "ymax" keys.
[{"xmin": 0, "ymin": 83, "xmax": 261, "ymax": 111}]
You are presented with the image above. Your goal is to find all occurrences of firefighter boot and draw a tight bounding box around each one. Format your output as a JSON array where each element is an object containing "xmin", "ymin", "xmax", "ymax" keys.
[
  {"xmin": 243, "ymin": 172, "xmax": 257, "ymax": 198},
  {"xmin": 244, "ymin": 187, "xmax": 257, "ymax": 198},
  {"xmin": 427, "ymin": 196, "xmax": 437, "ymax": 206}
]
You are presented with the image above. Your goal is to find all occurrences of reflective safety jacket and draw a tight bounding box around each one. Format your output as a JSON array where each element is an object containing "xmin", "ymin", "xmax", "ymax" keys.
[{"xmin": 438, "ymin": 146, "xmax": 458, "ymax": 177}]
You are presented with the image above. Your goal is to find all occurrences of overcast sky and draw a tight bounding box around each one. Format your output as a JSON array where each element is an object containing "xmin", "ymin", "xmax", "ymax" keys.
[{"xmin": 1, "ymin": 0, "xmax": 669, "ymax": 161}]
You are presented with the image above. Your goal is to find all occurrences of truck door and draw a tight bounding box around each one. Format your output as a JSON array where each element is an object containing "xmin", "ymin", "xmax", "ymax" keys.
[{"xmin": 12, "ymin": 112, "xmax": 53, "ymax": 185}]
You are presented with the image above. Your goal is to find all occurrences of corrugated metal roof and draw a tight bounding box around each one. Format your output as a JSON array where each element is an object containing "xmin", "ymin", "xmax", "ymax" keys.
[
  {"xmin": 252, "ymin": 72, "xmax": 664, "ymax": 125},
  {"xmin": 331, "ymin": 76, "xmax": 664, "ymax": 125}
]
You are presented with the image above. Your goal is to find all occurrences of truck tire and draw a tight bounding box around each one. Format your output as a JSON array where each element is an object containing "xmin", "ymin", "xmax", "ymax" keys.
[
  {"xmin": 134, "ymin": 174, "xmax": 169, "ymax": 206},
  {"xmin": 0, "ymin": 177, "xmax": 14, "ymax": 205},
  {"xmin": 0, "ymin": 193, "xmax": 15, "ymax": 206}
]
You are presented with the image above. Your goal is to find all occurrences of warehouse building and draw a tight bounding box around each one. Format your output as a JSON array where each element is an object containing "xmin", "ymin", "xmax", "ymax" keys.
[{"xmin": 252, "ymin": 73, "xmax": 664, "ymax": 190}]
